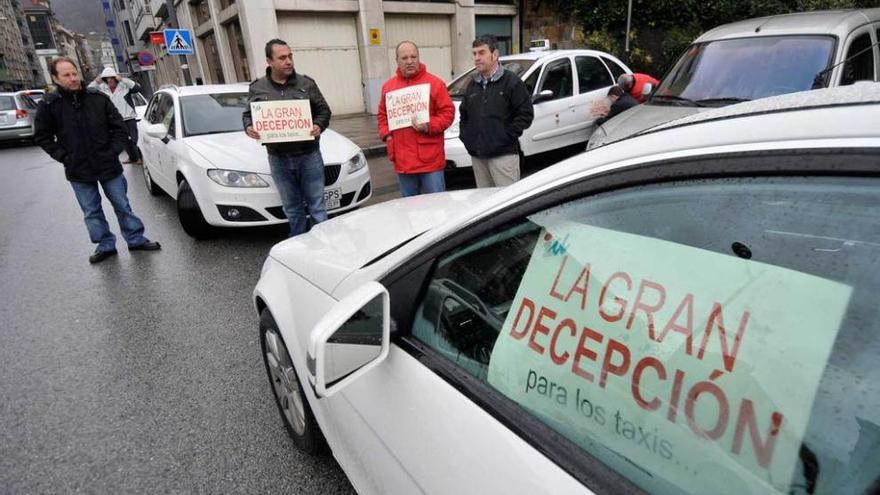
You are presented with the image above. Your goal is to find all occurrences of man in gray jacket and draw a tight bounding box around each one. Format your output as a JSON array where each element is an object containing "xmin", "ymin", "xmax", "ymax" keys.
[
  {"xmin": 89, "ymin": 67, "xmax": 143, "ymax": 164},
  {"xmin": 242, "ymin": 39, "xmax": 332, "ymax": 237}
]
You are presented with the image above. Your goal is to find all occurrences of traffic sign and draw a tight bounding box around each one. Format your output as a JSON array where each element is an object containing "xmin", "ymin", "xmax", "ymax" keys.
[
  {"xmin": 137, "ymin": 50, "xmax": 156, "ymax": 67},
  {"xmin": 164, "ymin": 29, "xmax": 194, "ymax": 55}
]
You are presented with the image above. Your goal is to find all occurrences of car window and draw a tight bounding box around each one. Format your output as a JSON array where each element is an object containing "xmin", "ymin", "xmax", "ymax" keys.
[
  {"xmin": 411, "ymin": 172, "xmax": 880, "ymax": 495},
  {"xmin": 447, "ymin": 59, "xmax": 537, "ymax": 98},
  {"xmin": 601, "ymin": 56, "xmax": 627, "ymax": 82},
  {"xmin": 131, "ymin": 92, "xmax": 148, "ymax": 107},
  {"xmin": 181, "ymin": 92, "xmax": 249, "ymax": 136},
  {"xmin": 17, "ymin": 95, "xmax": 36, "ymax": 109},
  {"xmin": 841, "ymin": 32, "xmax": 875, "ymax": 85},
  {"xmin": 538, "ymin": 58, "xmax": 574, "ymax": 100},
  {"xmin": 145, "ymin": 94, "xmax": 165, "ymax": 124},
  {"xmin": 655, "ymin": 36, "xmax": 835, "ymax": 105},
  {"xmin": 0, "ymin": 96, "xmax": 14, "ymax": 111},
  {"xmin": 575, "ymin": 56, "xmax": 613, "ymax": 93},
  {"xmin": 523, "ymin": 69, "xmax": 539, "ymax": 95}
]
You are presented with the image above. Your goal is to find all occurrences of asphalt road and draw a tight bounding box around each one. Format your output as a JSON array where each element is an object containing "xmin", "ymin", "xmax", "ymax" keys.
[{"xmin": 0, "ymin": 142, "xmax": 356, "ymax": 493}]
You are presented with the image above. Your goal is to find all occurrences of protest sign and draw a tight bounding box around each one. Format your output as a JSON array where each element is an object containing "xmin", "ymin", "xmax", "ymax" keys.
[
  {"xmin": 385, "ymin": 84, "xmax": 430, "ymax": 131},
  {"xmin": 488, "ymin": 220, "xmax": 850, "ymax": 494},
  {"xmin": 250, "ymin": 100, "xmax": 314, "ymax": 143}
]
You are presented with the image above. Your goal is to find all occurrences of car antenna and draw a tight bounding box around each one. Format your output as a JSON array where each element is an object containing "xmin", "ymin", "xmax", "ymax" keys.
[{"xmin": 812, "ymin": 39, "xmax": 880, "ymax": 88}]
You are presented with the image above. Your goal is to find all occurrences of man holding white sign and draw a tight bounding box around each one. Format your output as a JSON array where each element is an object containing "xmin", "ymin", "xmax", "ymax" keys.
[
  {"xmin": 377, "ymin": 41, "xmax": 454, "ymax": 197},
  {"xmin": 242, "ymin": 39, "xmax": 332, "ymax": 237}
]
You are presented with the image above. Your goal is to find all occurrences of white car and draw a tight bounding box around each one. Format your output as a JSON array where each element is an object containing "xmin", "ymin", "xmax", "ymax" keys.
[
  {"xmin": 138, "ymin": 84, "xmax": 371, "ymax": 238},
  {"xmin": 253, "ymin": 85, "xmax": 880, "ymax": 494},
  {"xmin": 444, "ymin": 49, "xmax": 632, "ymax": 170},
  {"xmin": 588, "ymin": 8, "xmax": 880, "ymax": 150}
]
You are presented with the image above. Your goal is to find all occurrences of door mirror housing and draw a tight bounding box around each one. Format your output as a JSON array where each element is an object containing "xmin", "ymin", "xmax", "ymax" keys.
[
  {"xmin": 307, "ymin": 281, "xmax": 390, "ymax": 398},
  {"xmin": 145, "ymin": 123, "xmax": 168, "ymax": 139},
  {"xmin": 532, "ymin": 89, "xmax": 554, "ymax": 104}
]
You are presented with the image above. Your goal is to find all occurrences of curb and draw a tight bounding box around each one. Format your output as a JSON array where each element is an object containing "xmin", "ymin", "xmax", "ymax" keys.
[{"xmin": 362, "ymin": 144, "xmax": 386, "ymax": 158}]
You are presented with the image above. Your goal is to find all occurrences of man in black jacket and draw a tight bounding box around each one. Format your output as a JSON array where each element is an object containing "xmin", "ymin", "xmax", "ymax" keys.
[
  {"xmin": 459, "ymin": 35, "xmax": 534, "ymax": 188},
  {"xmin": 243, "ymin": 39, "xmax": 332, "ymax": 237},
  {"xmin": 34, "ymin": 57, "xmax": 160, "ymax": 264}
]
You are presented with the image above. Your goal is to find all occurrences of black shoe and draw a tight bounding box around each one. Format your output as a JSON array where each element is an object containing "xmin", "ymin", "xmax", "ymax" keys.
[
  {"xmin": 89, "ymin": 249, "xmax": 118, "ymax": 264},
  {"xmin": 129, "ymin": 241, "xmax": 161, "ymax": 251}
]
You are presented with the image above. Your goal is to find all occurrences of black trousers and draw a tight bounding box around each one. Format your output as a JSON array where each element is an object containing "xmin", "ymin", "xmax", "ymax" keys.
[{"xmin": 124, "ymin": 119, "xmax": 140, "ymax": 161}]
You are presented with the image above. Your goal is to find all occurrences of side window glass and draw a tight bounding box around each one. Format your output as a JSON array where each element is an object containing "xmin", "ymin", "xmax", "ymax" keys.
[
  {"xmin": 411, "ymin": 173, "xmax": 880, "ymax": 495},
  {"xmin": 601, "ymin": 56, "xmax": 627, "ymax": 82},
  {"xmin": 841, "ymin": 32, "xmax": 874, "ymax": 85},
  {"xmin": 146, "ymin": 95, "xmax": 162, "ymax": 124},
  {"xmin": 537, "ymin": 58, "xmax": 574, "ymax": 100},
  {"xmin": 576, "ymin": 56, "xmax": 614, "ymax": 93},
  {"xmin": 164, "ymin": 106, "xmax": 176, "ymax": 138},
  {"xmin": 524, "ymin": 70, "xmax": 539, "ymax": 95}
]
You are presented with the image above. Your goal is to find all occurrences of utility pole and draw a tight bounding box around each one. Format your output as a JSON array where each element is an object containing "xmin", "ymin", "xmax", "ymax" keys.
[
  {"xmin": 625, "ymin": 0, "xmax": 633, "ymax": 59},
  {"xmin": 164, "ymin": 0, "xmax": 193, "ymax": 85}
]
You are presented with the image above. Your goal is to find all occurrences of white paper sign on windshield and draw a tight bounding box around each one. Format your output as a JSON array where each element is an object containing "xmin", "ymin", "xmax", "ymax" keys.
[
  {"xmin": 385, "ymin": 84, "xmax": 430, "ymax": 131},
  {"xmin": 250, "ymin": 99, "xmax": 314, "ymax": 143},
  {"xmin": 487, "ymin": 221, "xmax": 851, "ymax": 494}
]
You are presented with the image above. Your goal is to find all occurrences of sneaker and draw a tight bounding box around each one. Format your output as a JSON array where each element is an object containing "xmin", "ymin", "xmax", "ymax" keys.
[
  {"xmin": 128, "ymin": 241, "xmax": 161, "ymax": 251},
  {"xmin": 89, "ymin": 249, "xmax": 118, "ymax": 264}
]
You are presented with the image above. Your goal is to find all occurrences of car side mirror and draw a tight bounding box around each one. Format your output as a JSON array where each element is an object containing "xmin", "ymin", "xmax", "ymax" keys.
[
  {"xmin": 146, "ymin": 123, "xmax": 168, "ymax": 140},
  {"xmin": 307, "ymin": 281, "xmax": 390, "ymax": 398},
  {"xmin": 642, "ymin": 83, "xmax": 654, "ymax": 97},
  {"xmin": 532, "ymin": 89, "xmax": 554, "ymax": 104}
]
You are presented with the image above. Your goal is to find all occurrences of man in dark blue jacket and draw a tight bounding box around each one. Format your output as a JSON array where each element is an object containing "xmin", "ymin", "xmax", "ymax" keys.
[
  {"xmin": 34, "ymin": 57, "xmax": 160, "ymax": 264},
  {"xmin": 459, "ymin": 35, "xmax": 534, "ymax": 188}
]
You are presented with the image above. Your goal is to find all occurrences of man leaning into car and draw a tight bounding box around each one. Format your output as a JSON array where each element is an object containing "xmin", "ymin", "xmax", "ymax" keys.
[
  {"xmin": 34, "ymin": 56, "xmax": 161, "ymax": 264},
  {"xmin": 243, "ymin": 39, "xmax": 332, "ymax": 237}
]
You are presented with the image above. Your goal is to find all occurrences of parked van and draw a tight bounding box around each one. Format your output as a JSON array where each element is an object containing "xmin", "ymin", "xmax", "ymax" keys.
[{"xmin": 588, "ymin": 9, "xmax": 880, "ymax": 149}]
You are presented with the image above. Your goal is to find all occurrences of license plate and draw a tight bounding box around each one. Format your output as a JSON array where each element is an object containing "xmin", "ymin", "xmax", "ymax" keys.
[{"xmin": 324, "ymin": 187, "xmax": 341, "ymax": 210}]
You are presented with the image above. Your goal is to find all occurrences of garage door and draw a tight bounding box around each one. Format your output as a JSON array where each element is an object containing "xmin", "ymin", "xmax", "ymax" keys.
[
  {"xmin": 278, "ymin": 13, "xmax": 365, "ymax": 115},
  {"xmin": 385, "ymin": 14, "xmax": 453, "ymax": 82}
]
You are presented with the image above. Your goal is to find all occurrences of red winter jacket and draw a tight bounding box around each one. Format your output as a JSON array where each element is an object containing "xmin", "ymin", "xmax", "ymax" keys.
[
  {"xmin": 378, "ymin": 63, "xmax": 455, "ymax": 174},
  {"xmin": 629, "ymin": 73, "xmax": 660, "ymax": 103}
]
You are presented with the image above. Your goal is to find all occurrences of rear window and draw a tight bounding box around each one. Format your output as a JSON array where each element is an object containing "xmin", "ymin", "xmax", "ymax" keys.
[{"xmin": 0, "ymin": 96, "xmax": 15, "ymax": 111}]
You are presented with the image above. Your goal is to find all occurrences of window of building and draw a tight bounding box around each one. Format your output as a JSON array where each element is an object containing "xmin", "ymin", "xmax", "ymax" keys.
[
  {"xmin": 218, "ymin": 0, "xmax": 236, "ymax": 9},
  {"xmin": 225, "ymin": 20, "xmax": 250, "ymax": 82},
  {"xmin": 123, "ymin": 20, "xmax": 134, "ymax": 46},
  {"xmin": 476, "ymin": 16, "xmax": 513, "ymax": 56},
  {"xmin": 190, "ymin": 0, "xmax": 211, "ymax": 27},
  {"xmin": 200, "ymin": 32, "xmax": 225, "ymax": 84}
]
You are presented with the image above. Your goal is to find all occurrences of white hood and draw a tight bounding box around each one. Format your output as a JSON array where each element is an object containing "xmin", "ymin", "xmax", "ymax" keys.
[
  {"xmin": 269, "ymin": 189, "xmax": 489, "ymax": 293},
  {"xmin": 184, "ymin": 128, "xmax": 361, "ymax": 174},
  {"xmin": 599, "ymin": 103, "xmax": 702, "ymax": 145}
]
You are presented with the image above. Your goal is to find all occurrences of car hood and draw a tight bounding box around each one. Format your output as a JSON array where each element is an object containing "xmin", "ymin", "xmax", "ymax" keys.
[
  {"xmin": 598, "ymin": 103, "xmax": 703, "ymax": 145},
  {"xmin": 268, "ymin": 188, "xmax": 491, "ymax": 293},
  {"xmin": 184, "ymin": 129, "xmax": 359, "ymax": 173}
]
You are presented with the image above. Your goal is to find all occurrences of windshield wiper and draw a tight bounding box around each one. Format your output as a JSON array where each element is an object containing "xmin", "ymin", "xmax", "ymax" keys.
[
  {"xmin": 650, "ymin": 94, "xmax": 705, "ymax": 107},
  {"xmin": 695, "ymin": 97, "xmax": 751, "ymax": 105}
]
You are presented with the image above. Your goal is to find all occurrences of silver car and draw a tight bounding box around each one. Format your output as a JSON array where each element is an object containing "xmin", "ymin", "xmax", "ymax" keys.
[
  {"xmin": 589, "ymin": 8, "xmax": 880, "ymax": 149},
  {"xmin": 0, "ymin": 92, "xmax": 37, "ymax": 143}
]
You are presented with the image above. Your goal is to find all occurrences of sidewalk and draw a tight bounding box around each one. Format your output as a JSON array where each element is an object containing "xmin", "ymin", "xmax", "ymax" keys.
[{"xmin": 329, "ymin": 113, "xmax": 385, "ymax": 157}]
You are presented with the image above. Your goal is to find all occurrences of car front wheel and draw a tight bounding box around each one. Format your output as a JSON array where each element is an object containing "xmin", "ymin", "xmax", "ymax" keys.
[
  {"xmin": 260, "ymin": 309, "xmax": 325, "ymax": 454},
  {"xmin": 176, "ymin": 178, "xmax": 214, "ymax": 239}
]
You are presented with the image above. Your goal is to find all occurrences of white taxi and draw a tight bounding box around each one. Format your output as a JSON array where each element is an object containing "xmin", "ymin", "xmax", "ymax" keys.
[
  {"xmin": 138, "ymin": 84, "xmax": 371, "ymax": 238},
  {"xmin": 254, "ymin": 85, "xmax": 880, "ymax": 494}
]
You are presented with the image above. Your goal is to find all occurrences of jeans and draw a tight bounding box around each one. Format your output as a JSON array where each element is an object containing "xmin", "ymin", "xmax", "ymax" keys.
[
  {"xmin": 397, "ymin": 171, "xmax": 446, "ymax": 197},
  {"xmin": 69, "ymin": 173, "xmax": 149, "ymax": 252},
  {"xmin": 268, "ymin": 150, "xmax": 327, "ymax": 237},
  {"xmin": 124, "ymin": 119, "xmax": 140, "ymax": 161}
]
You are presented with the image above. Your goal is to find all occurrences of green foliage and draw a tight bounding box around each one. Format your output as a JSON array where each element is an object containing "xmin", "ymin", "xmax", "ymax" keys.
[{"xmin": 570, "ymin": 0, "xmax": 880, "ymax": 74}]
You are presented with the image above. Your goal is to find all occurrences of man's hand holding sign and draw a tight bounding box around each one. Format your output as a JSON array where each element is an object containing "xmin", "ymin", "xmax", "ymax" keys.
[{"xmin": 385, "ymin": 83, "xmax": 430, "ymax": 132}]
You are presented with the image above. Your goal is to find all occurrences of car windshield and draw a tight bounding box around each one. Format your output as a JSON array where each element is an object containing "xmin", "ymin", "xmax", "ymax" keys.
[
  {"xmin": 0, "ymin": 96, "xmax": 15, "ymax": 111},
  {"xmin": 654, "ymin": 36, "xmax": 835, "ymax": 106},
  {"xmin": 447, "ymin": 59, "xmax": 536, "ymax": 98},
  {"xmin": 180, "ymin": 92, "xmax": 249, "ymax": 137}
]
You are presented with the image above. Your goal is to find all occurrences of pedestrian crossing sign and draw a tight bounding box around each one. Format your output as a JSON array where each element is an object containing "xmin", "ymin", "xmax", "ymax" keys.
[{"xmin": 164, "ymin": 29, "xmax": 194, "ymax": 56}]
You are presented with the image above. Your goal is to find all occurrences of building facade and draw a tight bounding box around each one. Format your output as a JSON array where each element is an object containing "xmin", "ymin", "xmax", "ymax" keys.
[{"xmin": 0, "ymin": 0, "xmax": 36, "ymax": 90}]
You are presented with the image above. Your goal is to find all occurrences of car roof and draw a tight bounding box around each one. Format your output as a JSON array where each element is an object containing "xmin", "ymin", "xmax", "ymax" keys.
[
  {"xmin": 500, "ymin": 49, "xmax": 623, "ymax": 62},
  {"xmin": 696, "ymin": 8, "xmax": 880, "ymax": 42},
  {"xmin": 161, "ymin": 83, "xmax": 250, "ymax": 96}
]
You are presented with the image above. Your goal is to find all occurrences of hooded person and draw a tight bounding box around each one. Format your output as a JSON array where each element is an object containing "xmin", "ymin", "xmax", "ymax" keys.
[{"xmin": 88, "ymin": 66, "xmax": 144, "ymax": 164}]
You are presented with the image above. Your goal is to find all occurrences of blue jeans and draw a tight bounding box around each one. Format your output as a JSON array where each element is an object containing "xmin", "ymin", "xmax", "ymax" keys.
[
  {"xmin": 69, "ymin": 173, "xmax": 149, "ymax": 252},
  {"xmin": 268, "ymin": 150, "xmax": 327, "ymax": 237},
  {"xmin": 397, "ymin": 171, "xmax": 446, "ymax": 197}
]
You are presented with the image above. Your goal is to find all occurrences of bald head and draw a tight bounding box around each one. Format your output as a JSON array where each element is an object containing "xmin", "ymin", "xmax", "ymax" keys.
[
  {"xmin": 395, "ymin": 40, "xmax": 421, "ymax": 78},
  {"xmin": 617, "ymin": 73, "xmax": 635, "ymax": 91}
]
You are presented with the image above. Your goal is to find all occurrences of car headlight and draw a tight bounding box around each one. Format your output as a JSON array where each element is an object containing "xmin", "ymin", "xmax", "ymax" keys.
[
  {"xmin": 586, "ymin": 126, "xmax": 609, "ymax": 151},
  {"xmin": 207, "ymin": 169, "xmax": 269, "ymax": 187},
  {"xmin": 346, "ymin": 152, "xmax": 367, "ymax": 173},
  {"xmin": 445, "ymin": 121, "xmax": 460, "ymax": 139}
]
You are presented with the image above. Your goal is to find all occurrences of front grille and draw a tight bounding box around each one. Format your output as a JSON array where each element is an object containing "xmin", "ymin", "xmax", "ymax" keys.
[{"xmin": 324, "ymin": 164, "xmax": 341, "ymax": 185}]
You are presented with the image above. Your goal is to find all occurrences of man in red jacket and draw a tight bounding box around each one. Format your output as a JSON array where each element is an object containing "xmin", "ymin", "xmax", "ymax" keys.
[
  {"xmin": 618, "ymin": 73, "xmax": 660, "ymax": 103},
  {"xmin": 378, "ymin": 41, "xmax": 455, "ymax": 197}
]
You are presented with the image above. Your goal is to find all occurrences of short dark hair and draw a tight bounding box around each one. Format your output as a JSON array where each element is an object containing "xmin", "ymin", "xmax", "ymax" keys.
[
  {"xmin": 607, "ymin": 85, "xmax": 624, "ymax": 98},
  {"xmin": 472, "ymin": 35, "xmax": 499, "ymax": 53},
  {"xmin": 395, "ymin": 40, "xmax": 419, "ymax": 58},
  {"xmin": 49, "ymin": 56, "xmax": 77, "ymax": 76},
  {"xmin": 265, "ymin": 39, "xmax": 288, "ymax": 59}
]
